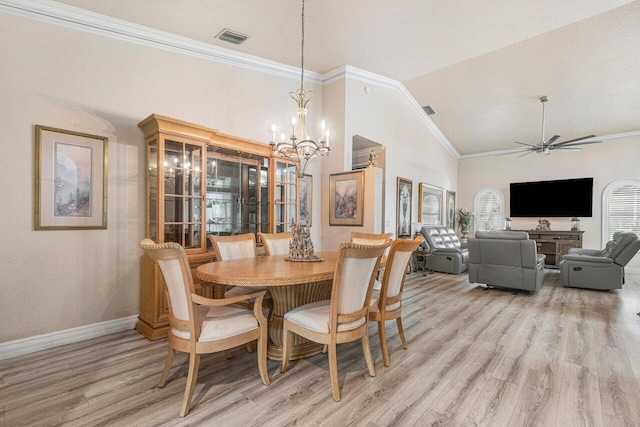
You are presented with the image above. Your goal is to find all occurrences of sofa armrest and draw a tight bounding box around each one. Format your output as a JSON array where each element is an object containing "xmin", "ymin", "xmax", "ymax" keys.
[
  {"xmin": 562, "ymin": 254, "xmax": 614, "ymax": 264},
  {"xmin": 567, "ymin": 248, "xmax": 605, "ymax": 257}
]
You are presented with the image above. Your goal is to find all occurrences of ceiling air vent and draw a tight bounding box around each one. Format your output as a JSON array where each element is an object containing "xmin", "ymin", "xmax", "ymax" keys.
[
  {"xmin": 422, "ymin": 105, "xmax": 436, "ymax": 115},
  {"xmin": 216, "ymin": 28, "xmax": 249, "ymax": 45}
]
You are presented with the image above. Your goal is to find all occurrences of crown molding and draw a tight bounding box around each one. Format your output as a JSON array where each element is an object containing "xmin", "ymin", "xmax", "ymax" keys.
[
  {"xmin": 0, "ymin": 0, "xmax": 459, "ymax": 159},
  {"xmin": 0, "ymin": 0, "xmax": 323, "ymax": 84}
]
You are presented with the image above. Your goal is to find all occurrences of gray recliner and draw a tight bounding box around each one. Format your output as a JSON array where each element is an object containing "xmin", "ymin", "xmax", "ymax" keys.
[
  {"xmin": 468, "ymin": 231, "xmax": 545, "ymax": 293},
  {"xmin": 418, "ymin": 226, "xmax": 469, "ymax": 274},
  {"xmin": 560, "ymin": 231, "xmax": 640, "ymax": 290}
]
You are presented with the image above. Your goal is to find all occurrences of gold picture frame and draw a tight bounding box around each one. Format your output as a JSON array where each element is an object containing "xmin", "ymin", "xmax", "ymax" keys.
[
  {"xmin": 299, "ymin": 174, "xmax": 313, "ymax": 226},
  {"xmin": 418, "ymin": 182, "xmax": 444, "ymax": 226},
  {"xmin": 397, "ymin": 177, "xmax": 412, "ymax": 238},
  {"xmin": 35, "ymin": 125, "xmax": 108, "ymax": 230},
  {"xmin": 329, "ymin": 170, "xmax": 364, "ymax": 226}
]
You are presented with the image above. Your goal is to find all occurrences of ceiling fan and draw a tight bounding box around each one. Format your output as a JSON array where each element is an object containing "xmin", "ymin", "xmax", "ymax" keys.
[{"xmin": 513, "ymin": 96, "xmax": 602, "ymax": 156}]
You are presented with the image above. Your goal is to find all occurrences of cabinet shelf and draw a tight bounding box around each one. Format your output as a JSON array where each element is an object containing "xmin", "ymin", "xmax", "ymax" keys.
[{"xmin": 515, "ymin": 230, "xmax": 584, "ymax": 268}]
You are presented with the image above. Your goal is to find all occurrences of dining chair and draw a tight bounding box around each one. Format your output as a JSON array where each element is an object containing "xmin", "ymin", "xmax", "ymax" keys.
[
  {"xmin": 369, "ymin": 235, "xmax": 423, "ymax": 367},
  {"xmin": 280, "ymin": 242, "xmax": 390, "ymax": 401},
  {"xmin": 350, "ymin": 231, "xmax": 393, "ymax": 246},
  {"xmin": 139, "ymin": 239, "xmax": 270, "ymax": 417},
  {"xmin": 208, "ymin": 233, "xmax": 273, "ymax": 308},
  {"xmin": 258, "ymin": 231, "xmax": 292, "ymax": 256}
]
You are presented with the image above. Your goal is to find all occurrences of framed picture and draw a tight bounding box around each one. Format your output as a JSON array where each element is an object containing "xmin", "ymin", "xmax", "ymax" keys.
[
  {"xmin": 418, "ymin": 183, "xmax": 444, "ymax": 226},
  {"xmin": 396, "ymin": 177, "xmax": 412, "ymax": 238},
  {"xmin": 299, "ymin": 174, "xmax": 313, "ymax": 226},
  {"xmin": 35, "ymin": 125, "xmax": 108, "ymax": 230},
  {"xmin": 446, "ymin": 190, "xmax": 456, "ymax": 229},
  {"xmin": 329, "ymin": 170, "xmax": 364, "ymax": 226}
]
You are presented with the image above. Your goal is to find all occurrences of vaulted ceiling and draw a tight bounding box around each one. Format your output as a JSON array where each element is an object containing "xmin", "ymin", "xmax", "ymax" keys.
[{"xmin": 55, "ymin": 0, "xmax": 640, "ymax": 156}]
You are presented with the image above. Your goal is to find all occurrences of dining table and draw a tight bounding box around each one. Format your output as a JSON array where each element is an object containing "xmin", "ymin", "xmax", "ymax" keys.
[{"xmin": 195, "ymin": 252, "xmax": 339, "ymax": 360}]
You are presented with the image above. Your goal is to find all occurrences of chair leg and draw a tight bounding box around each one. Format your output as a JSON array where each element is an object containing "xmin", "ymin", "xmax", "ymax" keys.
[
  {"xmin": 396, "ymin": 317, "xmax": 408, "ymax": 349},
  {"xmin": 224, "ymin": 349, "xmax": 232, "ymax": 359},
  {"xmin": 159, "ymin": 347, "xmax": 175, "ymax": 388},
  {"xmin": 280, "ymin": 321, "xmax": 293, "ymax": 373},
  {"xmin": 362, "ymin": 331, "xmax": 376, "ymax": 377},
  {"xmin": 322, "ymin": 344, "xmax": 328, "ymax": 354},
  {"xmin": 246, "ymin": 342, "xmax": 254, "ymax": 353},
  {"xmin": 180, "ymin": 353, "xmax": 200, "ymax": 417},
  {"xmin": 328, "ymin": 343, "xmax": 341, "ymax": 401},
  {"xmin": 378, "ymin": 321, "xmax": 390, "ymax": 367},
  {"xmin": 257, "ymin": 330, "xmax": 271, "ymax": 385}
]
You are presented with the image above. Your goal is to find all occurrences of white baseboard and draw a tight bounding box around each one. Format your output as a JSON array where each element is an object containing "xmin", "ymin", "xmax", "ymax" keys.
[{"xmin": 0, "ymin": 315, "xmax": 138, "ymax": 361}]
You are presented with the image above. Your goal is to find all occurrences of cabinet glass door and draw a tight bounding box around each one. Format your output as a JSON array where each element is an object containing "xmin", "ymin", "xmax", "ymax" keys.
[
  {"xmin": 274, "ymin": 160, "xmax": 297, "ymax": 233},
  {"xmin": 162, "ymin": 139, "xmax": 204, "ymax": 249},
  {"xmin": 205, "ymin": 154, "xmax": 264, "ymax": 238}
]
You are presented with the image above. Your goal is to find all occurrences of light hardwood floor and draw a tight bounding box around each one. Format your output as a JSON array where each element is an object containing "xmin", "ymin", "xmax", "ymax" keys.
[{"xmin": 2, "ymin": 270, "xmax": 640, "ymax": 426}]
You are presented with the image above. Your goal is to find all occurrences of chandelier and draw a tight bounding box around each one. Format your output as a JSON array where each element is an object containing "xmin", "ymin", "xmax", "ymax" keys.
[{"xmin": 269, "ymin": 0, "xmax": 330, "ymax": 177}]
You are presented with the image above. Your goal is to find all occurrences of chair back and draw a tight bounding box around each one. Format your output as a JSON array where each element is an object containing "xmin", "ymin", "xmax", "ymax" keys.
[
  {"xmin": 419, "ymin": 226, "xmax": 461, "ymax": 250},
  {"xmin": 208, "ymin": 233, "xmax": 256, "ymax": 261},
  {"xmin": 330, "ymin": 242, "xmax": 389, "ymax": 331},
  {"xmin": 350, "ymin": 232, "xmax": 393, "ymax": 246},
  {"xmin": 258, "ymin": 232, "xmax": 292, "ymax": 256},
  {"xmin": 607, "ymin": 231, "xmax": 640, "ymax": 266},
  {"xmin": 139, "ymin": 239, "xmax": 195, "ymax": 333},
  {"xmin": 378, "ymin": 236, "xmax": 423, "ymax": 309}
]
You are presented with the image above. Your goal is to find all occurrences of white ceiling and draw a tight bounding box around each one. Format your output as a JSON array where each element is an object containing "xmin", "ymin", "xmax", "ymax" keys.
[{"xmin": 54, "ymin": 0, "xmax": 640, "ymax": 155}]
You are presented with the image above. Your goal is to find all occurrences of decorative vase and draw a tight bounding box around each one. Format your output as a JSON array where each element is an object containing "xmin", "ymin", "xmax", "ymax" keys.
[{"xmin": 460, "ymin": 224, "xmax": 470, "ymax": 242}]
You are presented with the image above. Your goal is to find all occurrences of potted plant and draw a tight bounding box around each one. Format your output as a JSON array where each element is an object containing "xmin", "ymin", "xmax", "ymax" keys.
[{"xmin": 456, "ymin": 208, "xmax": 474, "ymax": 242}]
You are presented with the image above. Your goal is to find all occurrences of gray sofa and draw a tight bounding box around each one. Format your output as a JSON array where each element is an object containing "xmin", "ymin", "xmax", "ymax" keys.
[
  {"xmin": 560, "ymin": 231, "xmax": 640, "ymax": 290},
  {"xmin": 418, "ymin": 226, "xmax": 469, "ymax": 274},
  {"xmin": 468, "ymin": 231, "xmax": 545, "ymax": 293}
]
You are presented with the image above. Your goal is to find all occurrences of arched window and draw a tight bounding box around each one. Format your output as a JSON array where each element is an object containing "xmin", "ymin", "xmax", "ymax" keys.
[
  {"xmin": 474, "ymin": 188, "xmax": 505, "ymax": 232},
  {"xmin": 602, "ymin": 179, "xmax": 640, "ymax": 243}
]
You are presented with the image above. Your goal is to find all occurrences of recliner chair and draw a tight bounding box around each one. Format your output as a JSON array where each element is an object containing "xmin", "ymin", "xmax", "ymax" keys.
[
  {"xmin": 418, "ymin": 226, "xmax": 469, "ymax": 274},
  {"xmin": 560, "ymin": 231, "xmax": 640, "ymax": 290},
  {"xmin": 468, "ymin": 231, "xmax": 545, "ymax": 293}
]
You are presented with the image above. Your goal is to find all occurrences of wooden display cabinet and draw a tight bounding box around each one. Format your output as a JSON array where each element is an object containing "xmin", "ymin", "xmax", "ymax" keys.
[{"xmin": 136, "ymin": 114, "xmax": 282, "ymax": 340}]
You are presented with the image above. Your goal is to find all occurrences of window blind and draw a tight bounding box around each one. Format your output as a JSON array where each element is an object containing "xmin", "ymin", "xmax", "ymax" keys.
[
  {"xmin": 475, "ymin": 189, "xmax": 503, "ymax": 231},
  {"xmin": 607, "ymin": 183, "xmax": 640, "ymax": 240}
]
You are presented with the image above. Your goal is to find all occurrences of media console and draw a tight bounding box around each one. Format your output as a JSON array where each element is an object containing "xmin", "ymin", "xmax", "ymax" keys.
[{"xmin": 514, "ymin": 230, "xmax": 584, "ymax": 268}]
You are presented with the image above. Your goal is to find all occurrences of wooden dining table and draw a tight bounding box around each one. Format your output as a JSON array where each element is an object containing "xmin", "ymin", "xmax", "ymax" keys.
[{"xmin": 195, "ymin": 252, "xmax": 338, "ymax": 360}]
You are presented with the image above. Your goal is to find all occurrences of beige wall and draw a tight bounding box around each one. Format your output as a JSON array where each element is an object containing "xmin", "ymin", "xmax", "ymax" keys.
[
  {"xmin": 0, "ymin": 13, "xmax": 324, "ymax": 342},
  {"xmin": 458, "ymin": 136, "xmax": 640, "ymax": 267}
]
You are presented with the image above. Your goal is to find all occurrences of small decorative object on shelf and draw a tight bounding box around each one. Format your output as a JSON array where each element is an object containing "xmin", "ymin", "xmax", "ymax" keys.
[
  {"xmin": 571, "ymin": 216, "xmax": 580, "ymax": 231},
  {"xmin": 505, "ymin": 217, "xmax": 512, "ymax": 230},
  {"xmin": 456, "ymin": 208, "xmax": 474, "ymax": 242},
  {"xmin": 368, "ymin": 150, "xmax": 378, "ymax": 167},
  {"xmin": 536, "ymin": 218, "xmax": 551, "ymax": 231},
  {"xmin": 286, "ymin": 217, "xmax": 323, "ymax": 262}
]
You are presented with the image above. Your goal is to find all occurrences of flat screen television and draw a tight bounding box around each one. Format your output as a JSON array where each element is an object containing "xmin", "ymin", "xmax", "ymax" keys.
[{"xmin": 509, "ymin": 178, "xmax": 593, "ymax": 217}]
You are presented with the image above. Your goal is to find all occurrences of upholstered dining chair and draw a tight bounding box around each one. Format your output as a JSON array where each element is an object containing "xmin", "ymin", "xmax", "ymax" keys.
[
  {"xmin": 369, "ymin": 236, "xmax": 423, "ymax": 367},
  {"xmin": 208, "ymin": 233, "xmax": 273, "ymax": 309},
  {"xmin": 258, "ymin": 231, "xmax": 292, "ymax": 256},
  {"xmin": 280, "ymin": 242, "xmax": 390, "ymax": 401},
  {"xmin": 138, "ymin": 239, "xmax": 270, "ymax": 417},
  {"xmin": 350, "ymin": 231, "xmax": 393, "ymax": 246}
]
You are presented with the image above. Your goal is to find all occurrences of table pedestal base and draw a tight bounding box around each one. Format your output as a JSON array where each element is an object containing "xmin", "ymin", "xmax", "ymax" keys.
[{"xmin": 266, "ymin": 280, "xmax": 332, "ymax": 360}]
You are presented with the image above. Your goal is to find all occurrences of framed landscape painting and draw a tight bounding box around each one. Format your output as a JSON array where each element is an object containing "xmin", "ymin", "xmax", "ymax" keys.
[
  {"xmin": 396, "ymin": 177, "xmax": 412, "ymax": 238},
  {"xmin": 35, "ymin": 125, "xmax": 108, "ymax": 230},
  {"xmin": 418, "ymin": 182, "xmax": 443, "ymax": 226},
  {"xmin": 329, "ymin": 170, "xmax": 364, "ymax": 226},
  {"xmin": 299, "ymin": 174, "xmax": 312, "ymax": 226},
  {"xmin": 446, "ymin": 190, "xmax": 456, "ymax": 229}
]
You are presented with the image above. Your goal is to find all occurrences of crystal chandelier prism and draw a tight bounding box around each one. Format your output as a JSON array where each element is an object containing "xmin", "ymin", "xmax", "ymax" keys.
[{"xmin": 269, "ymin": 0, "xmax": 330, "ymax": 177}]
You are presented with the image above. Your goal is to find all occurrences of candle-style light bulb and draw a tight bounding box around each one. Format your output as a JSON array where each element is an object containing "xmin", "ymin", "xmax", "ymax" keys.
[
  {"xmin": 280, "ymin": 133, "xmax": 285, "ymax": 142},
  {"xmin": 321, "ymin": 120, "xmax": 326, "ymax": 140},
  {"xmin": 271, "ymin": 123, "xmax": 276, "ymax": 142},
  {"xmin": 325, "ymin": 129, "xmax": 330, "ymax": 146},
  {"xmin": 291, "ymin": 116, "xmax": 296, "ymax": 137}
]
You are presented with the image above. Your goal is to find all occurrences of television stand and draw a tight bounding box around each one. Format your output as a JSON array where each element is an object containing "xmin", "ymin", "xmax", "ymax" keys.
[{"xmin": 514, "ymin": 230, "xmax": 584, "ymax": 268}]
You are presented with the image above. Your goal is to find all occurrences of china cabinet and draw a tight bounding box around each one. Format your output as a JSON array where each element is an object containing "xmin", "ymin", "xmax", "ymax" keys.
[{"xmin": 136, "ymin": 114, "xmax": 290, "ymax": 339}]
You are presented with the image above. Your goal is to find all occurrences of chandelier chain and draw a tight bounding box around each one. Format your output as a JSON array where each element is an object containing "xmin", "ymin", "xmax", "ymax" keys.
[{"xmin": 300, "ymin": 0, "xmax": 305, "ymax": 92}]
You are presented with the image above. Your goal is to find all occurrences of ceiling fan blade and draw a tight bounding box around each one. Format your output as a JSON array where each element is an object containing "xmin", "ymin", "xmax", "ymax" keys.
[
  {"xmin": 554, "ymin": 147, "xmax": 583, "ymax": 151},
  {"xmin": 555, "ymin": 140, "xmax": 603, "ymax": 147},
  {"xmin": 514, "ymin": 141, "xmax": 537, "ymax": 147},
  {"xmin": 551, "ymin": 135, "xmax": 597, "ymax": 146},
  {"xmin": 517, "ymin": 150, "xmax": 534, "ymax": 158},
  {"xmin": 547, "ymin": 135, "xmax": 561, "ymax": 143}
]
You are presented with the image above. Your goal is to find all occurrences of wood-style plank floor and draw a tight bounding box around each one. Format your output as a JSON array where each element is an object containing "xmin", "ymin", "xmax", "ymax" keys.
[{"xmin": 2, "ymin": 270, "xmax": 640, "ymax": 426}]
